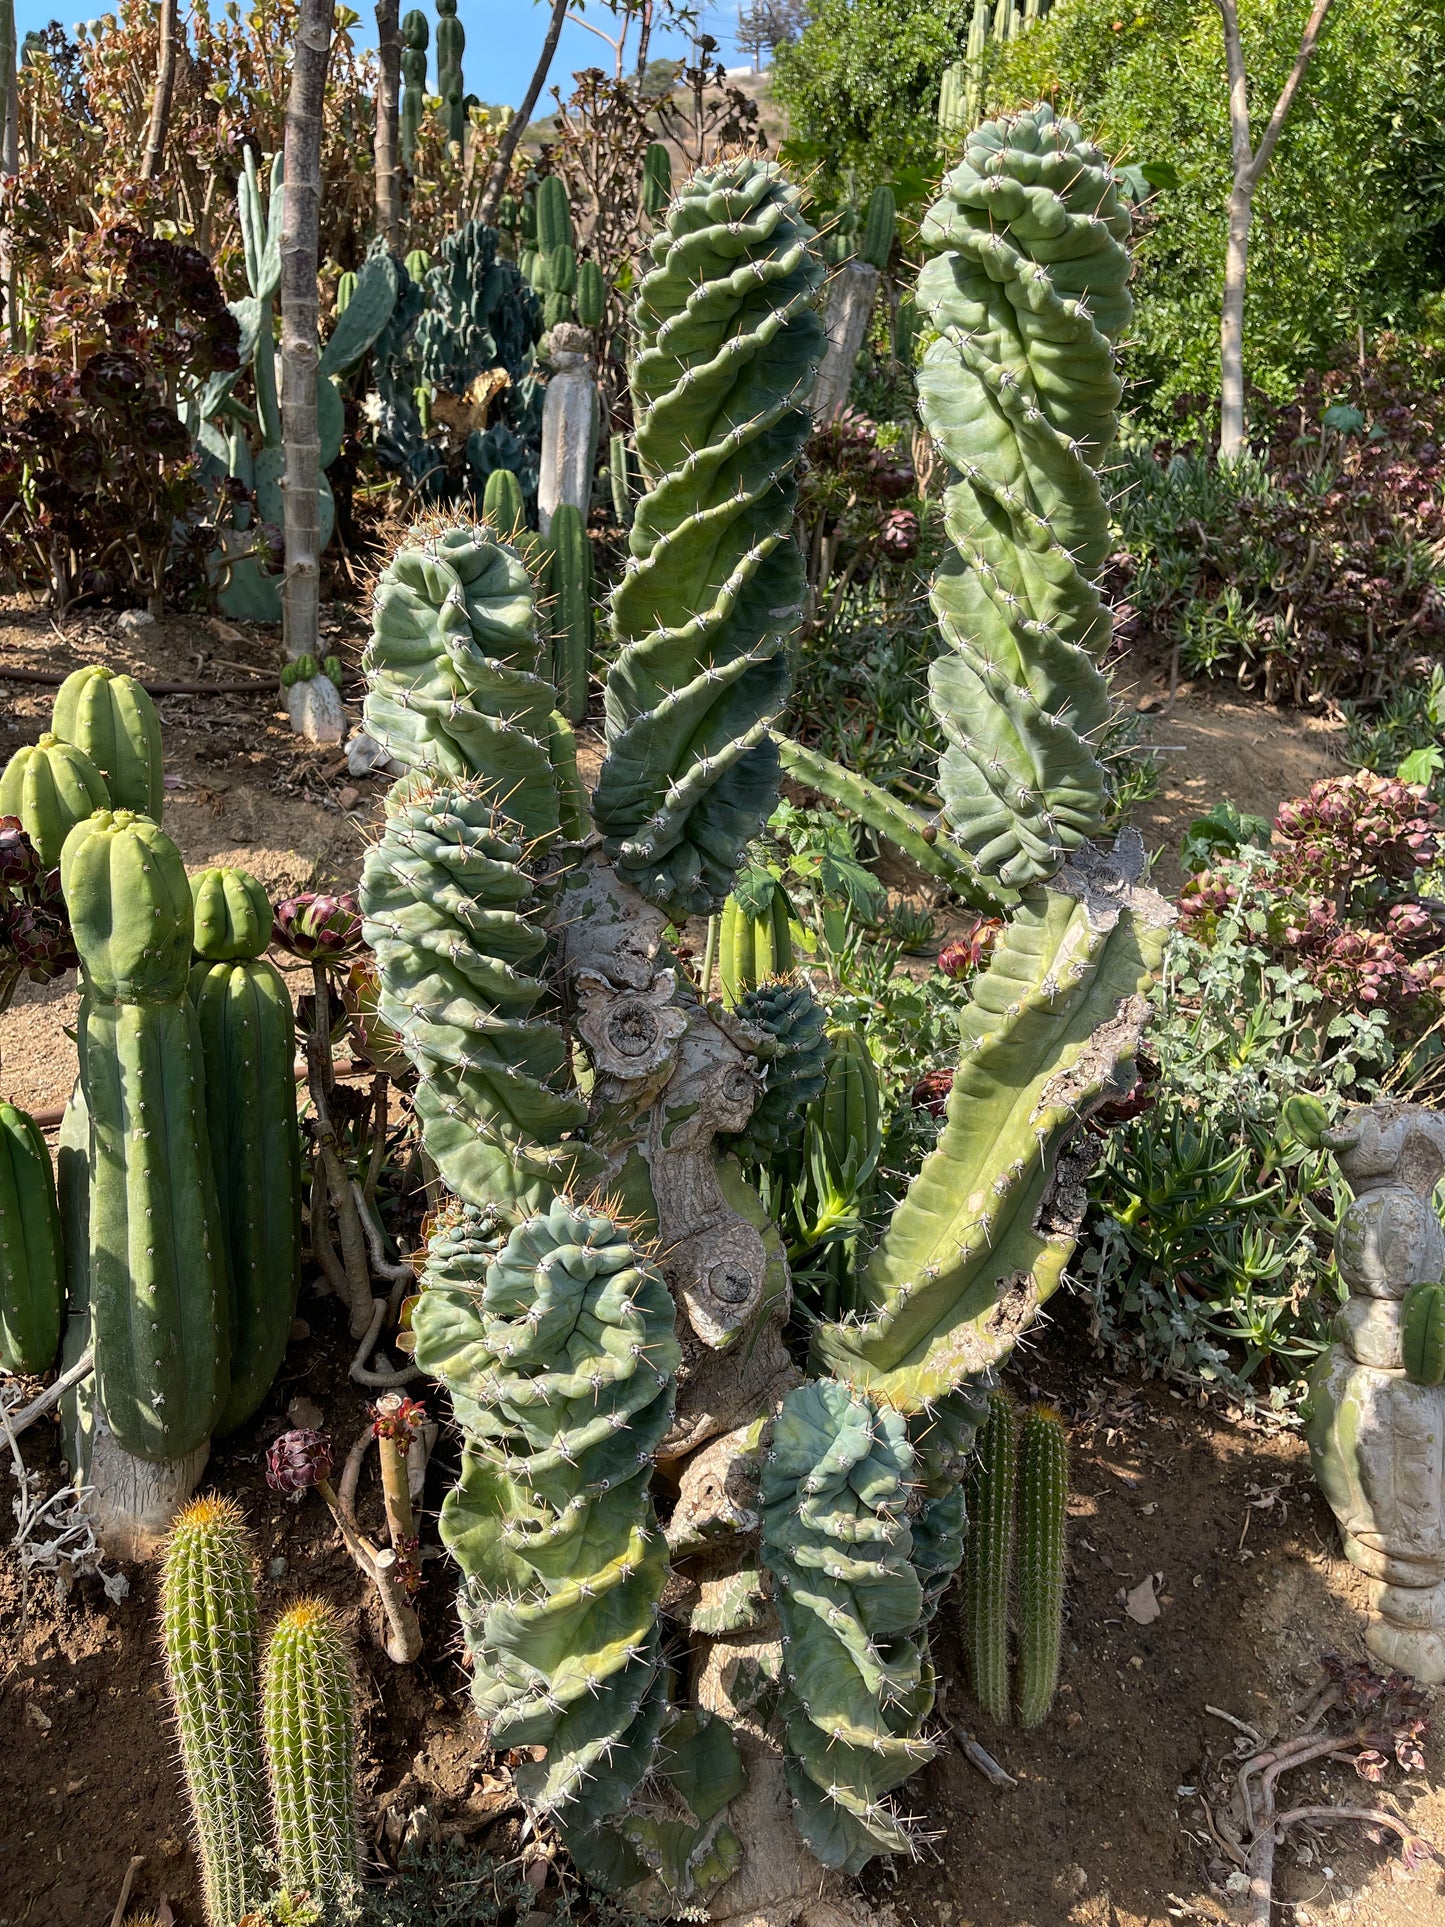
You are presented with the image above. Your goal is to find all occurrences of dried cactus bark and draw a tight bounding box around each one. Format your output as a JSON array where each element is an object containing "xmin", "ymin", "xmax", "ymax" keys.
[
  {"xmin": 917, "ymin": 104, "xmax": 1131, "ymax": 887},
  {"xmin": 594, "ymin": 156, "xmax": 825, "ymax": 919}
]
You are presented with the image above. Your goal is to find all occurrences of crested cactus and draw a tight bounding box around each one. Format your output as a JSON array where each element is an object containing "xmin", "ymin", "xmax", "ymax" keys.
[
  {"xmin": 360, "ymin": 776, "xmax": 592, "ymax": 1215},
  {"xmin": 917, "ymin": 104, "xmax": 1131, "ymax": 887},
  {"xmin": 188, "ymin": 866, "xmax": 301, "ymax": 1433},
  {"xmin": 51, "ymin": 664, "xmax": 164, "ymax": 820},
  {"xmin": 0, "ymin": 733, "xmax": 109, "ymax": 864},
  {"xmin": 760, "ymin": 1380, "xmax": 936, "ymax": 1872},
  {"xmin": 1016, "ymin": 1403, "xmax": 1068, "ymax": 1727},
  {"xmin": 62, "ymin": 809, "xmax": 229, "ymax": 1460},
  {"xmin": 592, "ymin": 156, "xmax": 826, "ymax": 920},
  {"xmin": 0, "ymin": 1100, "xmax": 64, "ymax": 1375},
  {"xmin": 727, "ymin": 979, "xmax": 830, "ymax": 1166},
  {"xmin": 412, "ymin": 1198, "xmax": 698, "ymax": 1877},
  {"xmin": 262, "ymin": 1599, "xmax": 361, "ymax": 1911},
  {"xmin": 160, "ymin": 1496, "xmax": 268, "ymax": 1927},
  {"xmin": 962, "ymin": 1387, "xmax": 1017, "ymax": 1724}
]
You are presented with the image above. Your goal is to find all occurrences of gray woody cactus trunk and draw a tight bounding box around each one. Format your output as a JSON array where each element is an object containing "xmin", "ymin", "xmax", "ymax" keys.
[
  {"xmin": 359, "ymin": 118, "xmax": 1170, "ymax": 1924},
  {"xmin": 280, "ymin": 0, "xmax": 335, "ymax": 661}
]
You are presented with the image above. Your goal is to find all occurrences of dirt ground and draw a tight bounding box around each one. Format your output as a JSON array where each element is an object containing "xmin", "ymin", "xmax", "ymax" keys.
[{"xmin": 0, "ymin": 607, "xmax": 1437, "ymax": 1927}]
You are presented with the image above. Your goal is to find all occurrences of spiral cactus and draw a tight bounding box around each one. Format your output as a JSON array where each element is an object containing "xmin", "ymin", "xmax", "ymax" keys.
[
  {"xmin": 760, "ymin": 1380, "xmax": 937, "ymax": 1873},
  {"xmin": 593, "ymin": 156, "xmax": 825, "ymax": 919},
  {"xmin": 363, "ymin": 522, "xmax": 561, "ymax": 847},
  {"xmin": 360, "ymin": 776, "xmax": 594, "ymax": 1215},
  {"xmin": 412, "ymin": 1198, "xmax": 683, "ymax": 1858},
  {"xmin": 262, "ymin": 1599, "xmax": 361, "ymax": 1911},
  {"xmin": 160, "ymin": 1497, "xmax": 267, "ymax": 1927},
  {"xmin": 917, "ymin": 104, "xmax": 1132, "ymax": 888}
]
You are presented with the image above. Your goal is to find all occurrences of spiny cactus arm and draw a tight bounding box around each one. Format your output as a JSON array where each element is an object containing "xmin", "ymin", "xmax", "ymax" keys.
[
  {"xmin": 917, "ymin": 104, "xmax": 1132, "ymax": 888},
  {"xmin": 813, "ymin": 841, "xmax": 1171, "ymax": 1411},
  {"xmin": 363, "ymin": 524, "xmax": 561, "ymax": 847},
  {"xmin": 760, "ymin": 1379, "xmax": 936, "ymax": 1875},
  {"xmin": 1016, "ymin": 1403, "xmax": 1068, "ymax": 1727},
  {"xmin": 592, "ymin": 156, "xmax": 825, "ymax": 920},
  {"xmin": 773, "ymin": 735, "xmax": 1015, "ymax": 908},
  {"xmin": 962, "ymin": 1387, "xmax": 1017, "ymax": 1723},
  {"xmin": 413, "ymin": 1199, "xmax": 686, "ymax": 1851},
  {"xmin": 262, "ymin": 1600, "xmax": 361, "ymax": 1909},
  {"xmin": 0, "ymin": 1102, "xmax": 65, "ymax": 1376},
  {"xmin": 360, "ymin": 780, "xmax": 597, "ymax": 1216},
  {"xmin": 160, "ymin": 1497, "xmax": 268, "ymax": 1927}
]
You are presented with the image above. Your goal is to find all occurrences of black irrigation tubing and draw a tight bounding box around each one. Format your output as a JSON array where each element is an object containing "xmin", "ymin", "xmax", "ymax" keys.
[{"xmin": 0, "ymin": 664, "xmax": 277, "ymax": 696}]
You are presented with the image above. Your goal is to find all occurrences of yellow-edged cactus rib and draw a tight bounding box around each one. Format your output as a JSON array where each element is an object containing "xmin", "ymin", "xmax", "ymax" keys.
[
  {"xmin": 362, "ymin": 522, "xmax": 562, "ymax": 847},
  {"xmin": 594, "ymin": 156, "xmax": 825, "ymax": 919},
  {"xmin": 918, "ymin": 103, "xmax": 1131, "ymax": 887},
  {"xmin": 411, "ymin": 1198, "xmax": 681, "ymax": 1848},
  {"xmin": 760, "ymin": 1379, "xmax": 936, "ymax": 1875},
  {"xmin": 813, "ymin": 844, "xmax": 1170, "ymax": 1413},
  {"xmin": 261, "ymin": 1599, "xmax": 361, "ymax": 1913},
  {"xmin": 160, "ymin": 1497, "xmax": 268, "ymax": 1927},
  {"xmin": 360, "ymin": 776, "xmax": 595, "ymax": 1216}
]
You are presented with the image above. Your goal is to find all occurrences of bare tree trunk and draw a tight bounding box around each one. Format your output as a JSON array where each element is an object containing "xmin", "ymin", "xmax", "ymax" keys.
[
  {"xmin": 0, "ymin": 0, "xmax": 18, "ymax": 346},
  {"xmin": 478, "ymin": 0, "xmax": 567, "ymax": 225},
  {"xmin": 373, "ymin": 0, "xmax": 402, "ymax": 246},
  {"xmin": 139, "ymin": 0, "xmax": 179, "ymax": 182},
  {"xmin": 635, "ymin": 0, "xmax": 654, "ymax": 74},
  {"xmin": 1216, "ymin": 0, "xmax": 1335, "ymax": 462},
  {"xmin": 281, "ymin": 0, "xmax": 335, "ymax": 662}
]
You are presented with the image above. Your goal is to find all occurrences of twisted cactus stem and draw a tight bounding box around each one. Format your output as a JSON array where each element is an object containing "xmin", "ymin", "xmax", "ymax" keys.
[
  {"xmin": 262, "ymin": 1599, "xmax": 362, "ymax": 1911},
  {"xmin": 594, "ymin": 156, "xmax": 825, "ymax": 920},
  {"xmin": 917, "ymin": 104, "xmax": 1132, "ymax": 888},
  {"xmin": 160, "ymin": 1496, "xmax": 268, "ymax": 1927}
]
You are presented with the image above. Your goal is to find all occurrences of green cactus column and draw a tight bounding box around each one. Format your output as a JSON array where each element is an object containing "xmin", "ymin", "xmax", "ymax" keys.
[
  {"xmin": 917, "ymin": 104, "xmax": 1132, "ymax": 887},
  {"xmin": 262, "ymin": 1599, "xmax": 361, "ymax": 1910},
  {"xmin": 51, "ymin": 664, "xmax": 164, "ymax": 819},
  {"xmin": 0, "ymin": 732, "xmax": 109, "ymax": 864},
  {"xmin": 62, "ymin": 809, "xmax": 230, "ymax": 1461},
  {"xmin": 962, "ymin": 1387, "xmax": 1017, "ymax": 1723},
  {"xmin": 0, "ymin": 1100, "xmax": 64, "ymax": 1375},
  {"xmin": 1016, "ymin": 1403, "xmax": 1068, "ymax": 1727},
  {"xmin": 593, "ymin": 155, "xmax": 825, "ymax": 920},
  {"xmin": 400, "ymin": 8, "xmax": 428, "ymax": 167},
  {"xmin": 160, "ymin": 1496, "xmax": 268, "ymax": 1927}
]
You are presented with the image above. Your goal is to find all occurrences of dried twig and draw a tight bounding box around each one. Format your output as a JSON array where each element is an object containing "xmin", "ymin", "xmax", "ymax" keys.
[
  {"xmin": 950, "ymin": 1725, "xmax": 1016, "ymax": 1789},
  {"xmin": 0, "ymin": 1348, "xmax": 94, "ymax": 1439},
  {"xmin": 107, "ymin": 1854, "xmax": 145, "ymax": 1927}
]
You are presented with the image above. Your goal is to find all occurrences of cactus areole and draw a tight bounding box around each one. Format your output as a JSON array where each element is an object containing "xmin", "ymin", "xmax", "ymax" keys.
[{"xmin": 360, "ymin": 123, "xmax": 1170, "ymax": 1922}]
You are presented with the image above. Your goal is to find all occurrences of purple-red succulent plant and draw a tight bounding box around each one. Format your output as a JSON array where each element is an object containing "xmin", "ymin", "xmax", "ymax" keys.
[
  {"xmin": 272, "ymin": 891, "xmax": 364, "ymax": 962},
  {"xmin": 265, "ymin": 1427, "xmax": 335, "ymax": 1496}
]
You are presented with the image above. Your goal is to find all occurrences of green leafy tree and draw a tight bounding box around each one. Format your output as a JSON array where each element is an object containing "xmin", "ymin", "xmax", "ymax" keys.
[
  {"xmin": 773, "ymin": 0, "xmax": 971, "ymax": 195},
  {"xmin": 988, "ymin": 0, "xmax": 1445, "ymax": 430}
]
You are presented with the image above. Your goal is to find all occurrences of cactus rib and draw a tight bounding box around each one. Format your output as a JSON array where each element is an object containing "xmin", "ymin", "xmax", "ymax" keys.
[
  {"xmin": 917, "ymin": 104, "xmax": 1131, "ymax": 887},
  {"xmin": 593, "ymin": 156, "xmax": 825, "ymax": 919}
]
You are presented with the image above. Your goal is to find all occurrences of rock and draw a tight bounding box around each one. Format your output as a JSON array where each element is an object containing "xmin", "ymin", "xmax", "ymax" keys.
[
  {"xmin": 267, "ymin": 1556, "xmax": 288, "ymax": 1580},
  {"xmin": 346, "ymin": 727, "xmax": 402, "ymax": 778},
  {"xmin": 285, "ymin": 672, "xmax": 346, "ymax": 745},
  {"xmin": 287, "ymin": 1394, "xmax": 324, "ymax": 1430},
  {"xmin": 117, "ymin": 608, "xmax": 155, "ymax": 633}
]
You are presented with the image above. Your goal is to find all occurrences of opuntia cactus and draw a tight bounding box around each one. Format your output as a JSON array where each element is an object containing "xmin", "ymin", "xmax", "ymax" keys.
[
  {"xmin": 592, "ymin": 156, "xmax": 826, "ymax": 919},
  {"xmin": 1016, "ymin": 1403, "xmax": 1068, "ymax": 1727},
  {"xmin": 0, "ymin": 732, "xmax": 109, "ymax": 865},
  {"xmin": 962, "ymin": 1387, "xmax": 1017, "ymax": 1724},
  {"xmin": 0, "ymin": 1100, "xmax": 64, "ymax": 1375},
  {"xmin": 62, "ymin": 809, "xmax": 230, "ymax": 1460},
  {"xmin": 160, "ymin": 1496, "xmax": 268, "ymax": 1927},
  {"xmin": 917, "ymin": 104, "xmax": 1131, "ymax": 886},
  {"xmin": 51, "ymin": 664, "xmax": 163, "ymax": 820},
  {"xmin": 262, "ymin": 1599, "xmax": 361, "ymax": 1911}
]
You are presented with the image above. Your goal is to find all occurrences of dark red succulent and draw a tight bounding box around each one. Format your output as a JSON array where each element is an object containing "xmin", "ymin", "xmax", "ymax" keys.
[
  {"xmin": 0, "ymin": 817, "xmax": 40, "ymax": 888},
  {"xmin": 937, "ymin": 917, "xmax": 1003, "ymax": 979},
  {"xmin": 273, "ymin": 891, "xmax": 364, "ymax": 962},
  {"xmin": 372, "ymin": 1396, "xmax": 426, "ymax": 1444},
  {"xmin": 265, "ymin": 1427, "xmax": 335, "ymax": 1495},
  {"xmin": 911, "ymin": 1068, "xmax": 954, "ymax": 1118}
]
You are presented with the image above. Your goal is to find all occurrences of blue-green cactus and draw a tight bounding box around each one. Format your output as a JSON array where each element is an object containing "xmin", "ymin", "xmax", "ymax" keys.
[
  {"xmin": 727, "ymin": 979, "xmax": 830, "ymax": 1167},
  {"xmin": 592, "ymin": 156, "xmax": 825, "ymax": 920},
  {"xmin": 917, "ymin": 104, "xmax": 1131, "ymax": 888},
  {"xmin": 760, "ymin": 1380, "xmax": 937, "ymax": 1874}
]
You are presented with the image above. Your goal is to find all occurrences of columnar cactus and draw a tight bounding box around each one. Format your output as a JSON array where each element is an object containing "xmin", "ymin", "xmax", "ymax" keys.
[
  {"xmin": 62, "ymin": 810, "xmax": 230, "ymax": 1460},
  {"xmin": 189, "ymin": 866, "xmax": 302, "ymax": 1433},
  {"xmin": 400, "ymin": 8, "xmax": 428, "ymax": 167},
  {"xmin": 718, "ymin": 875, "xmax": 795, "ymax": 1006},
  {"xmin": 593, "ymin": 156, "xmax": 826, "ymax": 919},
  {"xmin": 412, "ymin": 1199, "xmax": 699, "ymax": 1875},
  {"xmin": 51, "ymin": 664, "xmax": 164, "ymax": 819},
  {"xmin": 262, "ymin": 1600, "xmax": 362, "ymax": 1911},
  {"xmin": 1016, "ymin": 1403, "xmax": 1068, "ymax": 1728},
  {"xmin": 962, "ymin": 1387, "xmax": 1017, "ymax": 1723},
  {"xmin": 0, "ymin": 732, "xmax": 109, "ymax": 864},
  {"xmin": 0, "ymin": 1100, "xmax": 64, "ymax": 1375},
  {"xmin": 547, "ymin": 501, "xmax": 592, "ymax": 726},
  {"xmin": 160, "ymin": 1497, "xmax": 268, "ymax": 1927},
  {"xmin": 916, "ymin": 105, "xmax": 1131, "ymax": 887}
]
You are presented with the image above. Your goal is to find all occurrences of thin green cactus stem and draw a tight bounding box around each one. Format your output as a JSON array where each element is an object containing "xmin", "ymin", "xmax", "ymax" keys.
[
  {"xmin": 411, "ymin": 1198, "xmax": 681, "ymax": 1851},
  {"xmin": 760, "ymin": 1379, "xmax": 936, "ymax": 1875},
  {"xmin": 262, "ymin": 1599, "xmax": 361, "ymax": 1913},
  {"xmin": 1016, "ymin": 1403, "xmax": 1068, "ymax": 1727},
  {"xmin": 962, "ymin": 1387, "xmax": 1017, "ymax": 1724},
  {"xmin": 593, "ymin": 156, "xmax": 825, "ymax": 920},
  {"xmin": 917, "ymin": 104, "xmax": 1132, "ymax": 887},
  {"xmin": 160, "ymin": 1496, "xmax": 268, "ymax": 1927}
]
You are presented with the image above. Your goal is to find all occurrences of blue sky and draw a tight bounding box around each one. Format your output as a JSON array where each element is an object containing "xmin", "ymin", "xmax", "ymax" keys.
[{"xmin": 13, "ymin": 1, "xmax": 752, "ymax": 109}]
